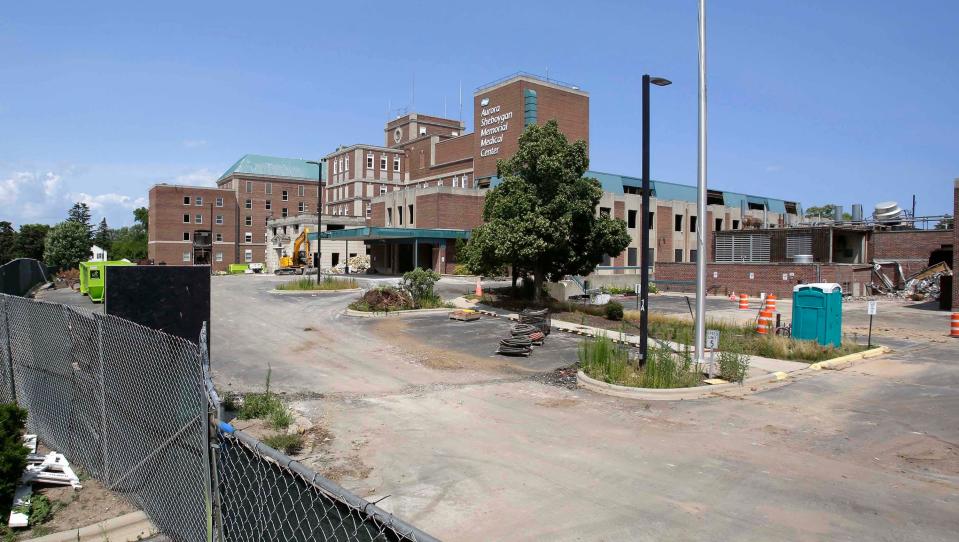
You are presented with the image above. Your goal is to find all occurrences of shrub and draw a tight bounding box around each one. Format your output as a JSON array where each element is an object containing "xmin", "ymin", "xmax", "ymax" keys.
[
  {"xmin": 400, "ymin": 267, "xmax": 441, "ymax": 307},
  {"xmin": 648, "ymin": 281, "xmax": 659, "ymax": 294},
  {"xmin": 452, "ymin": 263, "xmax": 471, "ymax": 276},
  {"xmin": 718, "ymin": 351, "xmax": 751, "ymax": 383},
  {"xmin": 27, "ymin": 494, "xmax": 53, "ymax": 527},
  {"xmin": 640, "ymin": 345, "xmax": 702, "ymax": 389},
  {"xmin": 349, "ymin": 286, "xmax": 413, "ymax": 312},
  {"xmin": 0, "ymin": 404, "xmax": 28, "ymax": 519},
  {"xmin": 263, "ymin": 433, "xmax": 305, "ymax": 456},
  {"xmin": 605, "ymin": 301, "xmax": 624, "ymax": 321}
]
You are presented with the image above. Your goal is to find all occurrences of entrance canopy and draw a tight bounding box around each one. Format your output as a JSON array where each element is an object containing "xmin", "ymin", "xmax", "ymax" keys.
[
  {"xmin": 307, "ymin": 227, "xmax": 470, "ymax": 274},
  {"xmin": 308, "ymin": 227, "xmax": 470, "ymax": 242}
]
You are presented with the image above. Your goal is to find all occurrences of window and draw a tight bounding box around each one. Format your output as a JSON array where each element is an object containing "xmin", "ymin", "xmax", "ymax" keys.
[
  {"xmin": 298, "ymin": 202, "xmax": 306, "ymax": 213},
  {"xmin": 628, "ymin": 210, "xmax": 637, "ymax": 229},
  {"xmin": 628, "ymin": 247, "xmax": 638, "ymax": 267},
  {"xmin": 732, "ymin": 219, "xmax": 740, "ymax": 230},
  {"xmin": 602, "ymin": 254, "xmax": 611, "ymax": 266},
  {"xmin": 195, "ymin": 214, "xmax": 202, "ymax": 224},
  {"xmin": 387, "ymin": 208, "xmax": 393, "ymax": 226},
  {"xmin": 245, "ymin": 199, "xmax": 252, "ymax": 209},
  {"xmin": 215, "ymin": 233, "xmax": 223, "ymax": 242},
  {"xmin": 215, "ymin": 252, "xmax": 223, "ymax": 262},
  {"xmin": 674, "ymin": 249, "xmax": 683, "ymax": 262},
  {"xmin": 265, "ymin": 183, "xmax": 272, "ymax": 195},
  {"xmin": 452, "ymin": 176, "xmax": 459, "ymax": 188},
  {"xmin": 408, "ymin": 204, "xmax": 414, "ymax": 224},
  {"xmin": 214, "ymin": 214, "xmax": 223, "ymax": 225},
  {"xmin": 182, "ymin": 252, "xmax": 191, "ymax": 262},
  {"xmin": 195, "ymin": 196, "xmax": 203, "ymax": 206},
  {"xmin": 715, "ymin": 218, "xmax": 723, "ymax": 231},
  {"xmin": 298, "ymin": 185, "xmax": 305, "ymax": 197},
  {"xmin": 367, "ymin": 154, "xmax": 374, "ymax": 169},
  {"xmin": 690, "ymin": 216, "xmax": 698, "ymax": 232},
  {"xmin": 244, "ymin": 249, "xmax": 252, "ymax": 263},
  {"xmin": 246, "ymin": 181, "xmax": 253, "ymax": 193},
  {"xmin": 380, "ymin": 156, "xmax": 387, "ymax": 171},
  {"xmin": 393, "ymin": 156, "xmax": 400, "ymax": 172},
  {"xmin": 183, "ymin": 232, "xmax": 190, "ymax": 241},
  {"xmin": 333, "ymin": 160, "xmax": 338, "ymax": 174},
  {"xmin": 183, "ymin": 214, "xmax": 190, "ymax": 223},
  {"xmin": 245, "ymin": 215, "xmax": 252, "ymax": 226},
  {"xmin": 674, "ymin": 214, "xmax": 683, "ymax": 232},
  {"xmin": 690, "ymin": 249, "xmax": 698, "ymax": 263},
  {"xmin": 282, "ymin": 190, "xmax": 288, "ymax": 201},
  {"xmin": 366, "ymin": 204, "xmax": 372, "ymax": 218},
  {"xmin": 183, "ymin": 196, "xmax": 191, "ymax": 205},
  {"xmin": 648, "ymin": 212, "xmax": 655, "ymax": 230},
  {"xmin": 397, "ymin": 207, "xmax": 403, "ymax": 225},
  {"xmin": 265, "ymin": 200, "xmax": 271, "ymax": 210},
  {"xmin": 345, "ymin": 156, "xmax": 350, "ymax": 171},
  {"xmin": 215, "ymin": 197, "xmax": 224, "ymax": 207},
  {"xmin": 462, "ymin": 174, "xmax": 469, "ymax": 187},
  {"xmin": 380, "ymin": 186, "xmax": 387, "ymax": 195},
  {"xmin": 244, "ymin": 232, "xmax": 252, "ymax": 243},
  {"xmin": 281, "ymin": 208, "xmax": 288, "ymax": 218},
  {"xmin": 338, "ymin": 157, "xmax": 343, "ymax": 173}
]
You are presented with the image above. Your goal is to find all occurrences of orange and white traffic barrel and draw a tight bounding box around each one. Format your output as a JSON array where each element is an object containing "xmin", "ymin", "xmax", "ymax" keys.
[
  {"xmin": 738, "ymin": 293, "xmax": 749, "ymax": 310},
  {"xmin": 951, "ymin": 313, "xmax": 959, "ymax": 338},
  {"xmin": 766, "ymin": 294, "xmax": 777, "ymax": 312},
  {"xmin": 756, "ymin": 310, "xmax": 773, "ymax": 335}
]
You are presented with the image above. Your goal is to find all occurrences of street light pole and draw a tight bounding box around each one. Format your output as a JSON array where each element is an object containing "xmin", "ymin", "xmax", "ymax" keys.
[
  {"xmin": 306, "ymin": 160, "xmax": 324, "ymax": 279},
  {"xmin": 640, "ymin": 74, "xmax": 671, "ymax": 364},
  {"xmin": 694, "ymin": 0, "xmax": 708, "ymax": 364}
]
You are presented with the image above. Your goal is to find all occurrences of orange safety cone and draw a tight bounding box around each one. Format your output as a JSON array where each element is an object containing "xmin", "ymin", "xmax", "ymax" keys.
[
  {"xmin": 951, "ymin": 313, "xmax": 959, "ymax": 338},
  {"xmin": 738, "ymin": 293, "xmax": 749, "ymax": 310},
  {"xmin": 475, "ymin": 277, "xmax": 483, "ymax": 298},
  {"xmin": 766, "ymin": 294, "xmax": 777, "ymax": 312},
  {"xmin": 756, "ymin": 310, "xmax": 773, "ymax": 335}
]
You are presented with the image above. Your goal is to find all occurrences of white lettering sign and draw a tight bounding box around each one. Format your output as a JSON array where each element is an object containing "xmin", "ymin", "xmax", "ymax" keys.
[
  {"xmin": 478, "ymin": 98, "xmax": 514, "ymax": 157},
  {"xmin": 867, "ymin": 300, "xmax": 877, "ymax": 315}
]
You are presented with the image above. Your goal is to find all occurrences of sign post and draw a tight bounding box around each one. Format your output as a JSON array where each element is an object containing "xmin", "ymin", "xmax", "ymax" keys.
[
  {"xmin": 635, "ymin": 283, "xmax": 641, "ymax": 311},
  {"xmin": 866, "ymin": 300, "xmax": 877, "ymax": 348},
  {"xmin": 705, "ymin": 329, "xmax": 720, "ymax": 378}
]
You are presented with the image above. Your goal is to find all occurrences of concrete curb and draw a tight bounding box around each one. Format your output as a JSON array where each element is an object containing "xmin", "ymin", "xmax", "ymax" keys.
[
  {"xmin": 343, "ymin": 307, "xmax": 453, "ymax": 318},
  {"xmin": 270, "ymin": 287, "xmax": 363, "ymax": 295},
  {"xmin": 576, "ymin": 369, "xmax": 794, "ymax": 401},
  {"xmin": 809, "ymin": 346, "xmax": 890, "ymax": 371},
  {"xmin": 26, "ymin": 510, "xmax": 157, "ymax": 542}
]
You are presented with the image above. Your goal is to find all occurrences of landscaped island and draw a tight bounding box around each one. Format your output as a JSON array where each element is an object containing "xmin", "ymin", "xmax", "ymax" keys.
[{"xmin": 275, "ymin": 276, "xmax": 358, "ymax": 291}]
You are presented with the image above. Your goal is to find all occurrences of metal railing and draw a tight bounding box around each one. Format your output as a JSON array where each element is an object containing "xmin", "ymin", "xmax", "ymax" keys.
[{"xmin": 0, "ymin": 293, "xmax": 439, "ymax": 542}]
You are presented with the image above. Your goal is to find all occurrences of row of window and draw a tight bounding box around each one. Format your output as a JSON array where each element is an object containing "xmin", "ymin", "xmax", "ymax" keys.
[
  {"xmin": 180, "ymin": 250, "xmax": 255, "ymax": 263},
  {"xmin": 600, "ymin": 248, "xmax": 700, "ymax": 266},
  {"xmin": 609, "ymin": 208, "xmax": 744, "ymax": 233},
  {"xmin": 183, "ymin": 196, "xmax": 224, "ymax": 207},
  {"xmin": 385, "ymin": 205, "xmax": 414, "ymax": 226},
  {"xmin": 183, "ymin": 213, "xmax": 225, "ymax": 224},
  {"xmin": 244, "ymin": 181, "xmax": 313, "ymax": 196},
  {"xmin": 183, "ymin": 231, "xmax": 225, "ymax": 242},
  {"xmin": 332, "ymin": 154, "xmax": 402, "ymax": 175}
]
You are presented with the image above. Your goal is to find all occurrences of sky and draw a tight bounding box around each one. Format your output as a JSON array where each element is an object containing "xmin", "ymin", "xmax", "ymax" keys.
[{"xmin": 1, "ymin": 1, "xmax": 957, "ymax": 228}]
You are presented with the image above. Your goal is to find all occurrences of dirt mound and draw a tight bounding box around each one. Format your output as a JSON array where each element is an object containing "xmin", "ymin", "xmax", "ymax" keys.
[{"xmin": 359, "ymin": 287, "xmax": 412, "ymax": 311}]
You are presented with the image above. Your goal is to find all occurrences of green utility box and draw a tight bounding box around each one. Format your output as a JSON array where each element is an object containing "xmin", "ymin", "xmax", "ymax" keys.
[
  {"xmin": 228, "ymin": 263, "xmax": 249, "ymax": 274},
  {"xmin": 85, "ymin": 260, "xmax": 134, "ymax": 303},
  {"xmin": 791, "ymin": 283, "xmax": 843, "ymax": 347}
]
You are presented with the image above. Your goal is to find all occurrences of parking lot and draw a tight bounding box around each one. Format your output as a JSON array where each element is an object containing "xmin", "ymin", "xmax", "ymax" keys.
[{"xmin": 35, "ymin": 275, "xmax": 959, "ymax": 541}]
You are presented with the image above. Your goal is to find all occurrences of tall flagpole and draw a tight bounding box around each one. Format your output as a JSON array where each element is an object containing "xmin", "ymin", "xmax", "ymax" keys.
[{"xmin": 694, "ymin": 0, "xmax": 708, "ymax": 363}]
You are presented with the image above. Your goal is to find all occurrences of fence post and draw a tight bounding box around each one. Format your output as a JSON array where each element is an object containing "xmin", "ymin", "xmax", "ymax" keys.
[
  {"xmin": 1, "ymin": 296, "xmax": 15, "ymax": 403},
  {"xmin": 199, "ymin": 321, "xmax": 223, "ymax": 542},
  {"xmin": 96, "ymin": 314, "xmax": 110, "ymax": 486}
]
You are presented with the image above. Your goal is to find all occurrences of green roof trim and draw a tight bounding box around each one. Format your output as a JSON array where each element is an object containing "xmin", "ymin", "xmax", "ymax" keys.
[
  {"xmin": 308, "ymin": 227, "xmax": 471, "ymax": 242},
  {"xmin": 218, "ymin": 154, "xmax": 326, "ymax": 182}
]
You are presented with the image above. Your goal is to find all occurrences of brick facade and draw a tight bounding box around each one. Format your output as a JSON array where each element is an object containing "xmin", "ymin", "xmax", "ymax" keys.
[{"xmin": 148, "ymin": 185, "xmax": 238, "ymax": 272}]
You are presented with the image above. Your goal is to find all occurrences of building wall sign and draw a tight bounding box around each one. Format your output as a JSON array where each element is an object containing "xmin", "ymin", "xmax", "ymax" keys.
[{"xmin": 479, "ymin": 99, "xmax": 513, "ymax": 157}]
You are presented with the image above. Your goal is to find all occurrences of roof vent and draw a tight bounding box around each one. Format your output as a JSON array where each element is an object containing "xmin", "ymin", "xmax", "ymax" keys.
[{"xmin": 873, "ymin": 201, "xmax": 902, "ymax": 224}]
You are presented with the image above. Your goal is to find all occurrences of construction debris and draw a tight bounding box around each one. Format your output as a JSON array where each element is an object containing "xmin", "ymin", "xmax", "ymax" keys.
[
  {"xmin": 868, "ymin": 260, "xmax": 952, "ymax": 300},
  {"xmin": 449, "ymin": 309, "xmax": 481, "ymax": 321},
  {"xmin": 8, "ymin": 435, "xmax": 82, "ymax": 529}
]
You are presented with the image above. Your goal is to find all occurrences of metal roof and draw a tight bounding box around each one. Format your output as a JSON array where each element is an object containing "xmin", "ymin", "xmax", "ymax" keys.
[
  {"xmin": 309, "ymin": 227, "xmax": 471, "ymax": 242},
  {"xmin": 218, "ymin": 154, "xmax": 326, "ymax": 182}
]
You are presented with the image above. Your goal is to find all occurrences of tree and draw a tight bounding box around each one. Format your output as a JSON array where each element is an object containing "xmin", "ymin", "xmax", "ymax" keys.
[
  {"xmin": 0, "ymin": 222, "xmax": 16, "ymax": 265},
  {"xmin": 462, "ymin": 120, "xmax": 631, "ymax": 301},
  {"xmin": 0, "ymin": 403, "xmax": 28, "ymax": 520},
  {"xmin": 93, "ymin": 218, "xmax": 112, "ymax": 252},
  {"xmin": 804, "ymin": 204, "xmax": 852, "ymax": 221},
  {"xmin": 109, "ymin": 208, "xmax": 148, "ymax": 261},
  {"xmin": 43, "ymin": 220, "xmax": 91, "ymax": 270},
  {"xmin": 67, "ymin": 202, "xmax": 93, "ymax": 240},
  {"xmin": 12, "ymin": 224, "xmax": 50, "ymax": 261},
  {"xmin": 935, "ymin": 214, "xmax": 953, "ymax": 230},
  {"xmin": 133, "ymin": 207, "xmax": 148, "ymax": 230}
]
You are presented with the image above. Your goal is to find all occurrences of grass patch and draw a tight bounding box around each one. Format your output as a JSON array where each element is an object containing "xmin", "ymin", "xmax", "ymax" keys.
[
  {"xmin": 276, "ymin": 276, "xmax": 358, "ymax": 291},
  {"xmin": 236, "ymin": 365, "xmax": 294, "ymax": 428},
  {"xmin": 578, "ymin": 336, "xmax": 703, "ymax": 389},
  {"xmin": 262, "ymin": 433, "xmax": 305, "ymax": 456}
]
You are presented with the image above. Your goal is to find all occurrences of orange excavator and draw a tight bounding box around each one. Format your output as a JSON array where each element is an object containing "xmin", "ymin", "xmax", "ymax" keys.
[{"xmin": 276, "ymin": 228, "xmax": 311, "ymax": 275}]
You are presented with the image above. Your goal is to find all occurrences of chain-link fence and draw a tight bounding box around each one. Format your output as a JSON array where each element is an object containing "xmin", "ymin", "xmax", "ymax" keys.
[{"xmin": 0, "ymin": 293, "xmax": 439, "ymax": 542}]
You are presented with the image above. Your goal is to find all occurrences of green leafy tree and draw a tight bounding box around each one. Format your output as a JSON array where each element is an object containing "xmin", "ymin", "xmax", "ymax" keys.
[
  {"xmin": 93, "ymin": 217, "xmax": 112, "ymax": 252},
  {"xmin": 67, "ymin": 202, "xmax": 93, "ymax": 240},
  {"xmin": 109, "ymin": 208, "xmax": 149, "ymax": 261},
  {"xmin": 462, "ymin": 120, "xmax": 630, "ymax": 301},
  {"xmin": 0, "ymin": 222, "xmax": 16, "ymax": 265},
  {"xmin": 13, "ymin": 224, "xmax": 50, "ymax": 261},
  {"xmin": 935, "ymin": 214, "xmax": 953, "ymax": 230},
  {"xmin": 43, "ymin": 220, "xmax": 91, "ymax": 270},
  {"xmin": 0, "ymin": 403, "xmax": 28, "ymax": 519},
  {"xmin": 133, "ymin": 207, "xmax": 148, "ymax": 230},
  {"xmin": 804, "ymin": 204, "xmax": 852, "ymax": 221}
]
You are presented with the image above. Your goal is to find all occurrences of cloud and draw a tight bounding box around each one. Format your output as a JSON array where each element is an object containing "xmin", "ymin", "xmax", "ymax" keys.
[
  {"xmin": 72, "ymin": 192, "xmax": 147, "ymax": 213},
  {"xmin": 182, "ymin": 139, "xmax": 208, "ymax": 149},
  {"xmin": 174, "ymin": 168, "xmax": 217, "ymax": 186},
  {"xmin": 0, "ymin": 169, "xmax": 145, "ymax": 227},
  {"xmin": 765, "ymin": 165, "xmax": 783, "ymax": 173}
]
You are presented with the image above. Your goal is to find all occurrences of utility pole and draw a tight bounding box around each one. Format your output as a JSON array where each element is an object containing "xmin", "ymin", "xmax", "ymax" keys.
[
  {"xmin": 694, "ymin": 0, "xmax": 709, "ymax": 364},
  {"xmin": 307, "ymin": 160, "xmax": 325, "ymax": 280}
]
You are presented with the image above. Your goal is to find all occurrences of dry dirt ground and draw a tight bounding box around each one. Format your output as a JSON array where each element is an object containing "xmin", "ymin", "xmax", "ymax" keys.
[{"xmin": 206, "ymin": 275, "xmax": 959, "ymax": 541}]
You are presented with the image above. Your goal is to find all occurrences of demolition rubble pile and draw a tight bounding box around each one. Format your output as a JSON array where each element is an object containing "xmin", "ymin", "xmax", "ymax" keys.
[{"xmin": 869, "ymin": 260, "xmax": 952, "ymax": 300}]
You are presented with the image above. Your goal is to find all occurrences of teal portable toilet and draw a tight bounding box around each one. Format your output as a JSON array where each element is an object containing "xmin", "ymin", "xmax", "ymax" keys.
[{"xmin": 791, "ymin": 283, "xmax": 843, "ymax": 347}]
